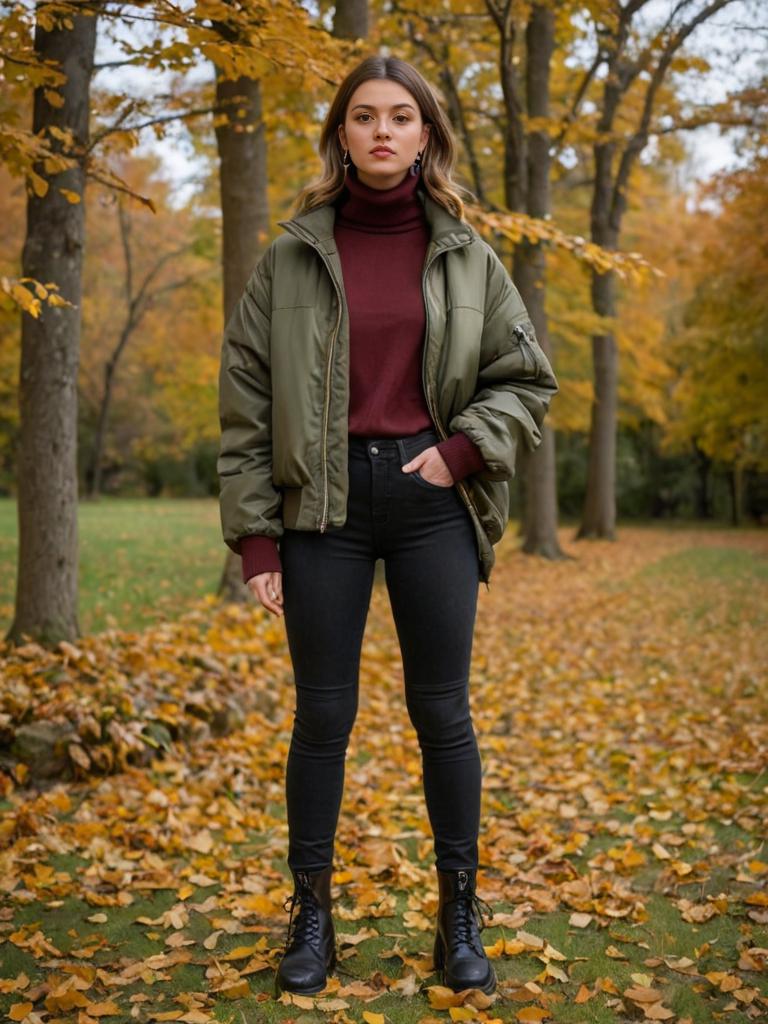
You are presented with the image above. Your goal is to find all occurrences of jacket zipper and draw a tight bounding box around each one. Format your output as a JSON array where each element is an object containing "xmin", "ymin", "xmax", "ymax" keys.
[
  {"xmin": 512, "ymin": 322, "xmax": 539, "ymax": 378},
  {"xmin": 277, "ymin": 221, "xmax": 342, "ymax": 533},
  {"xmin": 421, "ymin": 244, "xmax": 491, "ymax": 589},
  {"xmin": 319, "ymin": 286, "xmax": 342, "ymax": 532}
]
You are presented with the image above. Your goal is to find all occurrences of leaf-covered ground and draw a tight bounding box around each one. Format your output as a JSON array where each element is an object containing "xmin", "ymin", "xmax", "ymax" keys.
[{"xmin": 1, "ymin": 526, "xmax": 766, "ymax": 1024}]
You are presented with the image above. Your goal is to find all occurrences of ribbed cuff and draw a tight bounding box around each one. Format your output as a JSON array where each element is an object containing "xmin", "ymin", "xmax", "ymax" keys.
[
  {"xmin": 435, "ymin": 432, "xmax": 487, "ymax": 483},
  {"xmin": 238, "ymin": 534, "xmax": 282, "ymax": 584}
]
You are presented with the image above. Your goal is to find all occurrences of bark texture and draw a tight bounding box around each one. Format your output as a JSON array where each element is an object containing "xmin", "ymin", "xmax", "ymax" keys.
[
  {"xmin": 213, "ymin": 55, "xmax": 270, "ymax": 602},
  {"xmin": 514, "ymin": 4, "xmax": 565, "ymax": 558},
  {"xmin": 8, "ymin": 8, "xmax": 97, "ymax": 646}
]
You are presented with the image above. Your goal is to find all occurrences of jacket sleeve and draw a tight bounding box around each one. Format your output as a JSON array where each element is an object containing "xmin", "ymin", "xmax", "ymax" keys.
[
  {"xmin": 447, "ymin": 240, "xmax": 559, "ymax": 482},
  {"xmin": 217, "ymin": 248, "xmax": 283, "ymax": 555}
]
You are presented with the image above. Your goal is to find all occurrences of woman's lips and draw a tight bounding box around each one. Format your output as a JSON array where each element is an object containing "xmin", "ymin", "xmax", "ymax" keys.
[{"xmin": 370, "ymin": 148, "xmax": 394, "ymax": 156}]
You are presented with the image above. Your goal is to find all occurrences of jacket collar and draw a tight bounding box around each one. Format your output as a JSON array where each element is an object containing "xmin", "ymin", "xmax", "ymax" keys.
[{"xmin": 278, "ymin": 184, "xmax": 474, "ymax": 257}]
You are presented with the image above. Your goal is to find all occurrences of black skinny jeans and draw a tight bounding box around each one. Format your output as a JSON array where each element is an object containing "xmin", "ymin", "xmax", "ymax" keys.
[{"xmin": 280, "ymin": 427, "xmax": 483, "ymax": 872}]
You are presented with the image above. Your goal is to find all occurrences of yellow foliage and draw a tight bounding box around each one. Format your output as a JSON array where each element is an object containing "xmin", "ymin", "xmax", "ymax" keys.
[{"xmin": 663, "ymin": 155, "xmax": 768, "ymax": 469}]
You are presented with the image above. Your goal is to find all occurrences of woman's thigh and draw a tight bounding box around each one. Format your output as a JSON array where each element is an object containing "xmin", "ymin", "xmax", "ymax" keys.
[
  {"xmin": 280, "ymin": 445, "xmax": 377, "ymax": 692},
  {"xmin": 280, "ymin": 526, "xmax": 376, "ymax": 690},
  {"xmin": 384, "ymin": 439, "xmax": 480, "ymax": 689}
]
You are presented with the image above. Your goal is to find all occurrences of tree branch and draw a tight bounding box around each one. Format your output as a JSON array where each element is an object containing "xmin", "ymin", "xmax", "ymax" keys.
[
  {"xmin": 612, "ymin": 0, "xmax": 739, "ymax": 217},
  {"xmin": 90, "ymin": 105, "xmax": 218, "ymax": 148},
  {"xmin": 553, "ymin": 50, "xmax": 605, "ymax": 150},
  {"xmin": 396, "ymin": 1, "xmax": 489, "ymax": 201},
  {"xmin": 655, "ymin": 111, "xmax": 762, "ymax": 133}
]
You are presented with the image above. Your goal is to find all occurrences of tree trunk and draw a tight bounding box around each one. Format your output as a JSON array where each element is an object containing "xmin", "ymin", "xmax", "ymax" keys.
[
  {"xmin": 577, "ymin": 136, "xmax": 619, "ymax": 540},
  {"xmin": 213, "ymin": 63, "xmax": 270, "ymax": 602},
  {"xmin": 577, "ymin": 290, "xmax": 618, "ymax": 538},
  {"xmin": 89, "ymin": 202, "xmax": 129, "ymax": 498},
  {"xmin": 87, "ymin": 202, "xmax": 193, "ymax": 498},
  {"xmin": 728, "ymin": 464, "xmax": 743, "ymax": 526},
  {"xmin": 7, "ymin": 8, "xmax": 97, "ymax": 647},
  {"xmin": 88, "ymin": 352, "xmax": 116, "ymax": 498},
  {"xmin": 89, "ymin": 330, "xmax": 128, "ymax": 499},
  {"xmin": 333, "ymin": 0, "xmax": 370, "ymax": 39},
  {"xmin": 515, "ymin": 4, "xmax": 565, "ymax": 559},
  {"xmin": 692, "ymin": 439, "xmax": 712, "ymax": 519},
  {"xmin": 215, "ymin": 72, "xmax": 270, "ymax": 317},
  {"xmin": 644, "ymin": 420, "xmax": 662, "ymax": 518}
]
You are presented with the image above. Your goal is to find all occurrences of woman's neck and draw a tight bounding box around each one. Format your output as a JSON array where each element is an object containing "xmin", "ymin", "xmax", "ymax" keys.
[{"xmin": 335, "ymin": 164, "xmax": 425, "ymax": 232}]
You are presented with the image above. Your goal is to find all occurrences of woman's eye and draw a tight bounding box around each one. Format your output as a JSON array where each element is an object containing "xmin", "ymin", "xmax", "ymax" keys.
[{"xmin": 355, "ymin": 113, "xmax": 410, "ymax": 123}]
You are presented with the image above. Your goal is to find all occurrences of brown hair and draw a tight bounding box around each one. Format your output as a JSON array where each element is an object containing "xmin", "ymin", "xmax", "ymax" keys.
[{"xmin": 292, "ymin": 55, "xmax": 472, "ymax": 220}]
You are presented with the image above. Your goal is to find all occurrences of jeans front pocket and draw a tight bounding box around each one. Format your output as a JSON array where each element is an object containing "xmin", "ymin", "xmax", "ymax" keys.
[
  {"xmin": 395, "ymin": 437, "xmax": 456, "ymax": 497},
  {"xmin": 409, "ymin": 467, "xmax": 454, "ymax": 491}
]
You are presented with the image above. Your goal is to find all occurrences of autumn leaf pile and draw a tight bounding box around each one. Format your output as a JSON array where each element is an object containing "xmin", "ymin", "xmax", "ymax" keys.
[
  {"xmin": 0, "ymin": 600, "xmax": 286, "ymax": 781},
  {"xmin": 0, "ymin": 526, "xmax": 766, "ymax": 1023}
]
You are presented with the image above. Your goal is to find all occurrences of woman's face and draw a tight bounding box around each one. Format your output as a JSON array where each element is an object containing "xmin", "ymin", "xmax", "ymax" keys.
[{"xmin": 337, "ymin": 78, "xmax": 430, "ymax": 190}]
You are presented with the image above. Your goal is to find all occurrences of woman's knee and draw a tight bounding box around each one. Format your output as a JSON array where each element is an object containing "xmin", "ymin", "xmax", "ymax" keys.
[
  {"xmin": 291, "ymin": 694, "xmax": 358, "ymax": 753},
  {"xmin": 405, "ymin": 683, "xmax": 475, "ymax": 751}
]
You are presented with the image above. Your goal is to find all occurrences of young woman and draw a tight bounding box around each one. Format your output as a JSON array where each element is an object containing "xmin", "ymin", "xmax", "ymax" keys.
[{"xmin": 217, "ymin": 55, "xmax": 558, "ymax": 998}]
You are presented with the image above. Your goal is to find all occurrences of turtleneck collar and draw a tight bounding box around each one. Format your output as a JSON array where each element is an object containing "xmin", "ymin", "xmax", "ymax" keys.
[{"xmin": 336, "ymin": 163, "xmax": 425, "ymax": 233}]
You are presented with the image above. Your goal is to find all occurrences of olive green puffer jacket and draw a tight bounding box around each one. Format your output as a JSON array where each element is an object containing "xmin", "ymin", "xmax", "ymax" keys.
[{"xmin": 217, "ymin": 187, "xmax": 558, "ymax": 587}]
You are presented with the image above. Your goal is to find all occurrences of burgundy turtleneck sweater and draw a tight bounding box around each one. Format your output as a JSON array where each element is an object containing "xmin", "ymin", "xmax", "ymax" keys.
[{"xmin": 238, "ymin": 166, "xmax": 487, "ymax": 583}]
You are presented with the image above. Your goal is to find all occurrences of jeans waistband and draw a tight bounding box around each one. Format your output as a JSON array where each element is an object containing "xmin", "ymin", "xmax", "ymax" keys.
[{"xmin": 348, "ymin": 427, "xmax": 438, "ymax": 451}]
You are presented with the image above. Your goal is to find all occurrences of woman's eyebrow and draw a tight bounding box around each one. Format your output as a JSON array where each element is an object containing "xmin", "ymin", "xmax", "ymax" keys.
[{"xmin": 350, "ymin": 103, "xmax": 416, "ymax": 111}]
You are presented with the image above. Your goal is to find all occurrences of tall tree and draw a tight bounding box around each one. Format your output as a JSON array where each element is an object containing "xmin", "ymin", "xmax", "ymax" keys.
[
  {"xmin": 575, "ymin": 0, "xmax": 740, "ymax": 539},
  {"xmin": 399, "ymin": 0, "xmax": 568, "ymax": 557},
  {"xmin": 86, "ymin": 197, "xmax": 194, "ymax": 498},
  {"xmin": 7, "ymin": 6, "xmax": 97, "ymax": 646},
  {"xmin": 666, "ymin": 145, "xmax": 768, "ymax": 524},
  {"xmin": 478, "ymin": 0, "xmax": 566, "ymax": 556},
  {"xmin": 514, "ymin": 4, "xmax": 564, "ymax": 558},
  {"xmin": 212, "ymin": 8, "xmax": 272, "ymax": 603}
]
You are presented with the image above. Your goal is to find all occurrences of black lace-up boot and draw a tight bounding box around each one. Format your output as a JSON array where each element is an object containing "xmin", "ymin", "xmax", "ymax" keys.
[
  {"xmin": 432, "ymin": 867, "xmax": 496, "ymax": 993},
  {"xmin": 274, "ymin": 865, "xmax": 336, "ymax": 995}
]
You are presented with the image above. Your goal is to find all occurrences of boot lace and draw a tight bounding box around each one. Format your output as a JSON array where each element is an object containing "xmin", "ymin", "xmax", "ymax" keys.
[
  {"xmin": 446, "ymin": 889, "xmax": 494, "ymax": 952},
  {"xmin": 282, "ymin": 884, "xmax": 321, "ymax": 950}
]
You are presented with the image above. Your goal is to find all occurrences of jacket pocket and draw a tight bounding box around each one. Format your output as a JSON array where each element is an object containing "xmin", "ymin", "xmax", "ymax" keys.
[{"xmin": 470, "ymin": 478, "xmax": 509, "ymax": 544}]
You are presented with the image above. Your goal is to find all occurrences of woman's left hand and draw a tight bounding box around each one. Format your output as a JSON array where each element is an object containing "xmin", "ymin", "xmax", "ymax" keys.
[{"xmin": 401, "ymin": 446, "xmax": 454, "ymax": 487}]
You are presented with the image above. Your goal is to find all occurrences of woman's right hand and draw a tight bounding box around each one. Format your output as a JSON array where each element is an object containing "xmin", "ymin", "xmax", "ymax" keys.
[{"xmin": 247, "ymin": 570, "xmax": 283, "ymax": 617}]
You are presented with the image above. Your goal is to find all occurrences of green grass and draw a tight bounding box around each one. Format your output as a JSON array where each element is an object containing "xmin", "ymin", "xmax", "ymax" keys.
[
  {"xmin": 5, "ymin": 846, "xmax": 765, "ymax": 1024},
  {"xmin": 1, "ymin": 495, "xmax": 762, "ymax": 638},
  {"xmin": 630, "ymin": 543, "xmax": 768, "ymax": 632},
  {"xmin": 635, "ymin": 544, "xmax": 768, "ymax": 583},
  {"xmin": 0, "ymin": 496, "xmax": 224, "ymax": 635}
]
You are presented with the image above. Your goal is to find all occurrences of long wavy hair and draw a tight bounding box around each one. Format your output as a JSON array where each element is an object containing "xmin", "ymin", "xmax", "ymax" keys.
[{"xmin": 292, "ymin": 55, "xmax": 473, "ymax": 221}]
